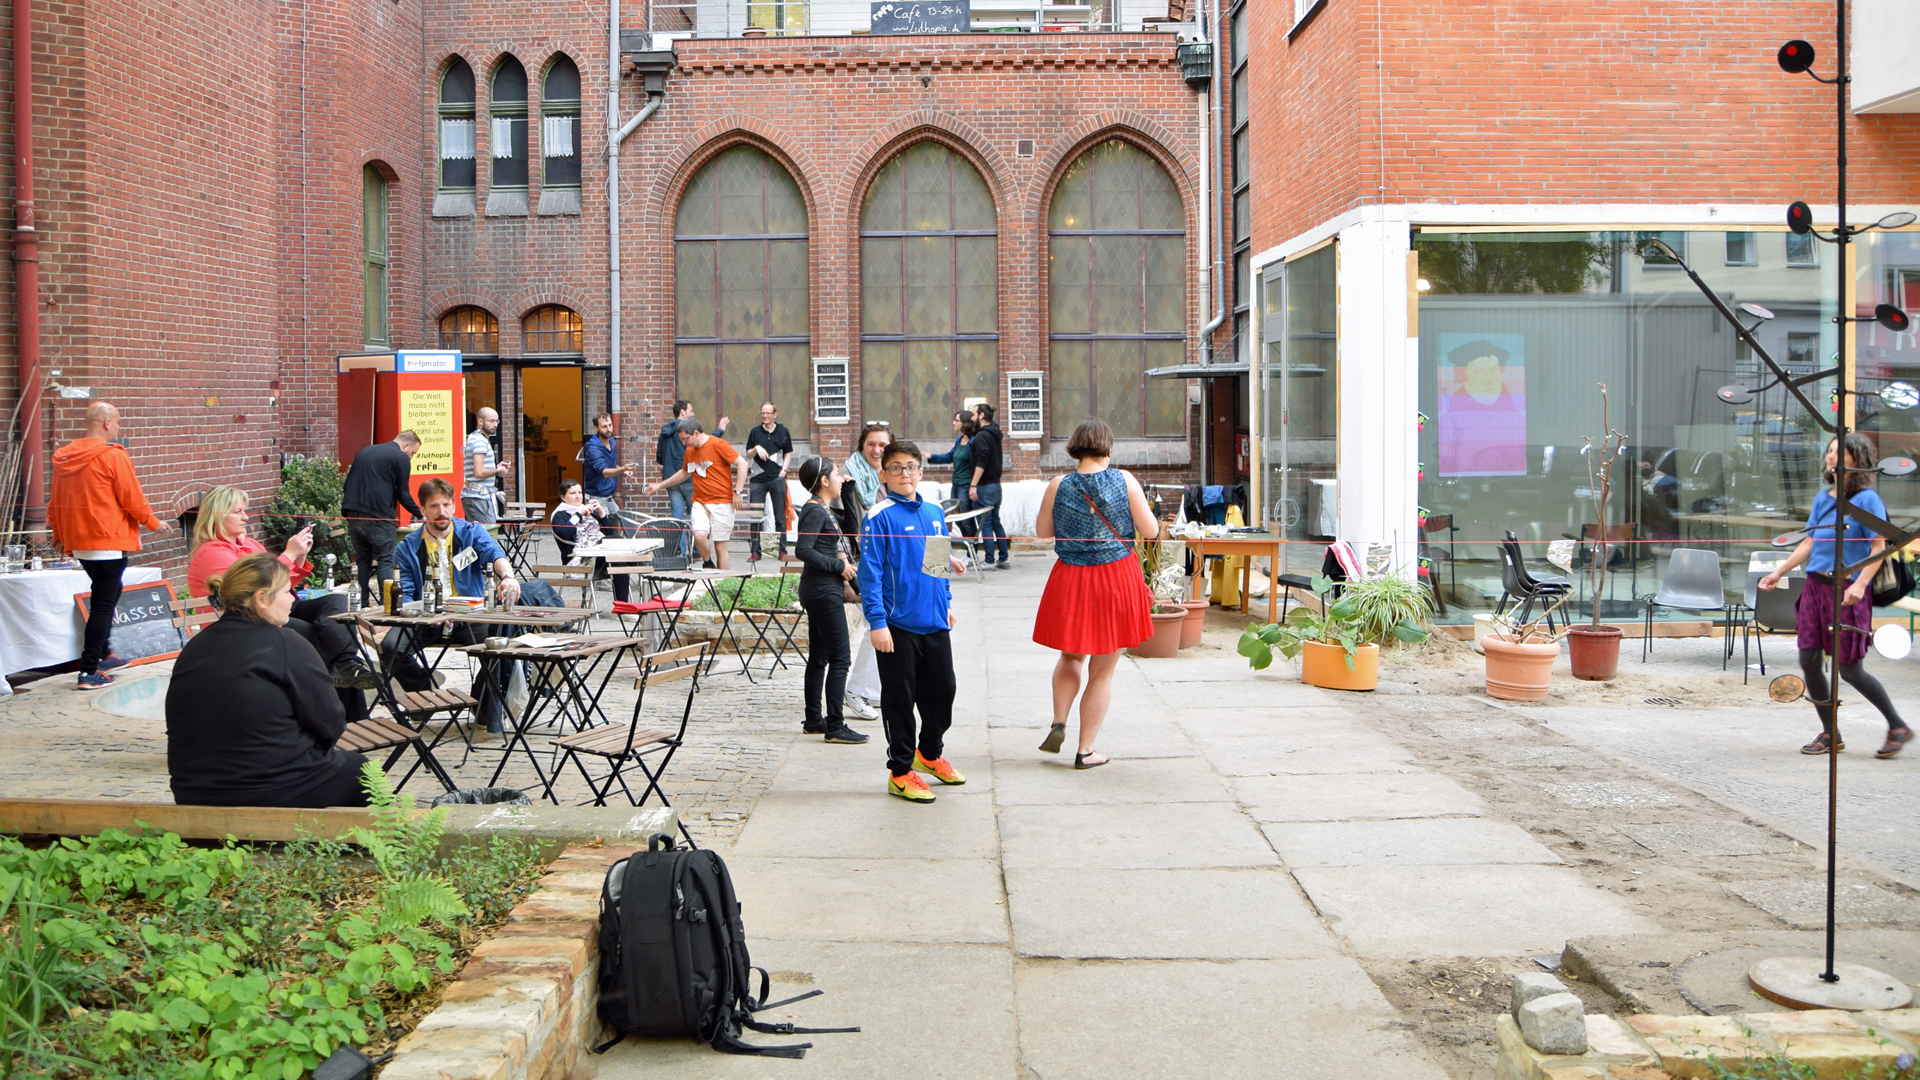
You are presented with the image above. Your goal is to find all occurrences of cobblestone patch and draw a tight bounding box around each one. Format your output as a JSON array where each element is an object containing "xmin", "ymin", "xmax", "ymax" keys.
[{"xmin": 0, "ymin": 641, "xmax": 810, "ymax": 848}]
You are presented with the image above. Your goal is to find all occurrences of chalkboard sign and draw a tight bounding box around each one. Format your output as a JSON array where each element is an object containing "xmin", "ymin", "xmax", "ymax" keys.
[
  {"xmin": 73, "ymin": 583, "xmax": 185, "ymax": 666},
  {"xmin": 871, "ymin": 0, "xmax": 970, "ymax": 33}
]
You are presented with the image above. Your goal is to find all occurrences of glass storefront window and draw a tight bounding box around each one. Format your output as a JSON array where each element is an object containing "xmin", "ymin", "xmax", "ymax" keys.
[
  {"xmin": 1414, "ymin": 229, "xmax": 1838, "ymax": 621},
  {"xmin": 1856, "ymin": 229, "xmax": 1920, "ymax": 532},
  {"xmin": 1260, "ymin": 243, "xmax": 1338, "ymax": 571}
]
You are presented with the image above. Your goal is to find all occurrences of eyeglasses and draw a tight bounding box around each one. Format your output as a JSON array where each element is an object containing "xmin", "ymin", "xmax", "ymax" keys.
[
  {"xmin": 864, "ymin": 420, "xmax": 892, "ymax": 429},
  {"xmin": 882, "ymin": 462, "xmax": 924, "ymax": 476}
]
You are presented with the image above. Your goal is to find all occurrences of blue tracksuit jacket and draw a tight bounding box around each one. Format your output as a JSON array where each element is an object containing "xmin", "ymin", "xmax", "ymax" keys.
[{"xmin": 858, "ymin": 490, "xmax": 953, "ymax": 636}]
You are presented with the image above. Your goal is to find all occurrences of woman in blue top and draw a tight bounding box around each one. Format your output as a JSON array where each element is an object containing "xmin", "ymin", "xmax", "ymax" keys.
[
  {"xmin": 1031, "ymin": 418, "xmax": 1161, "ymax": 769},
  {"xmin": 1758, "ymin": 433, "xmax": 1912, "ymax": 758}
]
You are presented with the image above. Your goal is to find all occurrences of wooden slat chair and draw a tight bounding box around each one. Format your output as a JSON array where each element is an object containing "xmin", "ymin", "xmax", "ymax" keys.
[
  {"xmin": 389, "ymin": 685, "xmax": 485, "ymax": 771},
  {"xmin": 532, "ymin": 563, "xmax": 595, "ymax": 610},
  {"xmin": 167, "ymin": 593, "xmax": 220, "ymax": 639},
  {"xmin": 738, "ymin": 561, "xmax": 806, "ymax": 681},
  {"xmin": 548, "ymin": 643, "xmax": 707, "ymax": 845},
  {"xmin": 335, "ymin": 716, "xmax": 457, "ymax": 793}
]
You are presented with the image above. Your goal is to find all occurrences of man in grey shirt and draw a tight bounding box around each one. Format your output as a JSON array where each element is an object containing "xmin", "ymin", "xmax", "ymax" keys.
[{"xmin": 463, "ymin": 407, "xmax": 511, "ymax": 523}]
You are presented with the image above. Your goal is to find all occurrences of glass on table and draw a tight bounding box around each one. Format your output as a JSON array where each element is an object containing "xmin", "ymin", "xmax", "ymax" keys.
[{"xmin": 2, "ymin": 545, "xmax": 24, "ymax": 573}]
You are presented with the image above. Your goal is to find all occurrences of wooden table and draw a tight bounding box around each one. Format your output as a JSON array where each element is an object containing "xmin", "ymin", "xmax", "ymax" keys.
[
  {"xmin": 461, "ymin": 634, "xmax": 647, "ymax": 801},
  {"xmin": 1184, "ymin": 532, "xmax": 1284, "ymax": 625}
]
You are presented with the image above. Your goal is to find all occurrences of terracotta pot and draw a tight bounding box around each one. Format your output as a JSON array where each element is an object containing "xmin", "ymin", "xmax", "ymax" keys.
[
  {"xmin": 1299, "ymin": 640, "xmax": 1379, "ymax": 692},
  {"xmin": 1566, "ymin": 624, "xmax": 1625, "ymax": 681},
  {"xmin": 1483, "ymin": 633, "xmax": 1561, "ymax": 700},
  {"xmin": 1129, "ymin": 605, "xmax": 1188, "ymax": 659},
  {"xmin": 1176, "ymin": 599, "xmax": 1209, "ymax": 649}
]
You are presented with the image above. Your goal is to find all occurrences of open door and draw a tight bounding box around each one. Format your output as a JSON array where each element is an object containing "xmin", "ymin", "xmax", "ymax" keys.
[{"xmin": 337, "ymin": 368, "xmax": 378, "ymax": 466}]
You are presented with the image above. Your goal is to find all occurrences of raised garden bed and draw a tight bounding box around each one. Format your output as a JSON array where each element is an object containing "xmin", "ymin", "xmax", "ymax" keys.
[{"xmin": 2, "ymin": 765, "xmax": 550, "ymax": 1077}]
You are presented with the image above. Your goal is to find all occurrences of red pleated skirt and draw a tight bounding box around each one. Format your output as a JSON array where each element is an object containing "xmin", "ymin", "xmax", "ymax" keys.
[{"xmin": 1032, "ymin": 556, "xmax": 1156, "ymax": 655}]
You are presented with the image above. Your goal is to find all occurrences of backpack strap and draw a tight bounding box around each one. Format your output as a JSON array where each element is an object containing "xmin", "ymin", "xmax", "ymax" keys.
[{"xmin": 1069, "ymin": 472, "xmax": 1136, "ymax": 556}]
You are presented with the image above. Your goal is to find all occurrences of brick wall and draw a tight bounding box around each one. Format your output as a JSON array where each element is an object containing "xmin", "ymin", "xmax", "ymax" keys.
[{"xmin": 1251, "ymin": 0, "xmax": 1920, "ymax": 247}]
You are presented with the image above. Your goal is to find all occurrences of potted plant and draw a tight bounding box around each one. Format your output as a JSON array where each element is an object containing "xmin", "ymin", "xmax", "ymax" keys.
[
  {"xmin": 1484, "ymin": 595, "xmax": 1571, "ymax": 700},
  {"xmin": 1567, "ymin": 383, "xmax": 1628, "ymax": 680},
  {"xmin": 1129, "ymin": 535, "xmax": 1192, "ymax": 658},
  {"xmin": 1236, "ymin": 571, "xmax": 1430, "ymax": 691}
]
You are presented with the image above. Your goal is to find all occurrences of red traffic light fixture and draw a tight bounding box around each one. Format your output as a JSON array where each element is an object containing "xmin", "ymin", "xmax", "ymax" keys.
[
  {"xmin": 1777, "ymin": 39, "xmax": 1816, "ymax": 73},
  {"xmin": 1787, "ymin": 200, "xmax": 1814, "ymax": 235}
]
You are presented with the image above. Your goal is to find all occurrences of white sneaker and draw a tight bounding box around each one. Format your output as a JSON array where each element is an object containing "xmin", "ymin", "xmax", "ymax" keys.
[{"xmin": 843, "ymin": 695, "xmax": 880, "ymax": 721}]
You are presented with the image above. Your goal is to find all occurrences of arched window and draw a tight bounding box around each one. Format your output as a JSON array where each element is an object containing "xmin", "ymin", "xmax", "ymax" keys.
[
  {"xmin": 523, "ymin": 305, "xmax": 583, "ymax": 355},
  {"xmin": 363, "ymin": 165, "xmax": 388, "ymax": 345},
  {"xmin": 674, "ymin": 146, "xmax": 810, "ymax": 438},
  {"xmin": 438, "ymin": 59, "xmax": 476, "ymax": 191},
  {"xmin": 860, "ymin": 142, "xmax": 997, "ymax": 439},
  {"xmin": 1048, "ymin": 140, "xmax": 1187, "ymax": 437},
  {"xmin": 542, "ymin": 55, "xmax": 580, "ymax": 188},
  {"xmin": 490, "ymin": 56, "xmax": 528, "ymax": 190},
  {"xmin": 440, "ymin": 306, "xmax": 499, "ymax": 356}
]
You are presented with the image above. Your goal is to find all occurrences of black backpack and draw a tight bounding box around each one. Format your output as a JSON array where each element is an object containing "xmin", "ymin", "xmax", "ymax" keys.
[{"xmin": 594, "ymin": 835, "xmax": 856, "ymax": 1058}]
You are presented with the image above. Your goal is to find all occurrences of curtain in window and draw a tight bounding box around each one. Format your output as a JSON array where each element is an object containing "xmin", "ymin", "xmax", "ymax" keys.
[
  {"xmin": 859, "ymin": 142, "xmax": 997, "ymax": 440},
  {"xmin": 674, "ymin": 146, "xmax": 810, "ymax": 438},
  {"xmin": 490, "ymin": 57, "xmax": 528, "ymax": 187},
  {"xmin": 1048, "ymin": 140, "xmax": 1186, "ymax": 437}
]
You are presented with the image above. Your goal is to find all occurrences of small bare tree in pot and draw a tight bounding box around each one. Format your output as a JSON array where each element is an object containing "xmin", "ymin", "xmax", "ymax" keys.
[{"xmin": 1567, "ymin": 383, "xmax": 1628, "ymax": 680}]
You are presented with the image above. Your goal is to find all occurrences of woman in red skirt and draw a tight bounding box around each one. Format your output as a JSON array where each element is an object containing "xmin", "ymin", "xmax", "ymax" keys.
[{"xmin": 1032, "ymin": 419, "xmax": 1161, "ymax": 768}]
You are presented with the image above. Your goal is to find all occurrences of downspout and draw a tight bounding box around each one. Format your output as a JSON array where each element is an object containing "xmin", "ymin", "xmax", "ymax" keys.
[
  {"xmin": 607, "ymin": 0, "xmax": 664, "ymax": 421},
  {"xmin": 14, "ymin": 0, "xmax": 41, "ymax": 532},
  {"xmin": 1196, "ymin": 0, "xmax": 1226, "ymax": 366}
]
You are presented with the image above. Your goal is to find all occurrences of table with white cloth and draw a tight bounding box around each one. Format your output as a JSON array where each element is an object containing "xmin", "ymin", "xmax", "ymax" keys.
[{"xmin": 0, "ymin": 565, "xmax": 166, "ymax": 695}]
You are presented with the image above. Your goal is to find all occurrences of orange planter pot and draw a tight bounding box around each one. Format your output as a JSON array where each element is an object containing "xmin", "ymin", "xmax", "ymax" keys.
[
  {"xmin": 1483, "ymin": 633, "xmax": 1561, "ymax": 700},
  {"xmin": 1129, "ymin": 606, "xmax": 1188, "ymax": 659},
  {"xmin": 1566, "ymin": 624, "xmax": 1625, "ymax": 681},
  {"xmin": 1177, "ymin": 600, "xmax": 1209, "ymax": 649},
  {"xmin": 1299, "ymin": 640, "xmax": 1379, "ymax": 691}
]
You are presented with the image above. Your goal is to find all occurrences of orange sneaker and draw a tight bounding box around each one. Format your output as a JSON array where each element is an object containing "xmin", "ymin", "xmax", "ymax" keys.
[
  {"xmin": 913, "ymin": 751, "xmax": 966, "ymax": 785},
  {"xmin": 888, "ymin": 771, "xmax": 936, "ymax": 802}
]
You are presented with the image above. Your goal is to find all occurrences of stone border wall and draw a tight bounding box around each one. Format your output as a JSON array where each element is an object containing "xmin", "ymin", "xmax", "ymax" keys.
[
  {"xmin": 1496, "ymin": 1008, "xmax": 1920, "ymax": 1080},
  {"xmin": 384, "ymin": 845, "xmax": 621, "ymax": 1080}
]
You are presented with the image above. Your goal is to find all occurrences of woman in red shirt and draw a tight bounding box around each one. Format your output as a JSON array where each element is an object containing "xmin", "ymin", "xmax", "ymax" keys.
[{"xmin": 187, "ymin": 486, "xmax": 375, "ymax": 701}]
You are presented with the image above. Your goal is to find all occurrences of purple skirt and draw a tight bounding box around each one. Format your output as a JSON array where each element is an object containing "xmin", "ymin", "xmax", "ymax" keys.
[{"xmin": 1795, "ymin": 575, "xmax": 1873, "ymax": 664}]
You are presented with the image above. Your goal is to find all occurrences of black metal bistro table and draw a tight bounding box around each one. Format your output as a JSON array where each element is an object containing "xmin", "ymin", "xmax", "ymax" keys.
[
  {"xmin": 492, "ymin": 514, "xmax": 544, "ymax": 578},
  {"xmin": 634, "ymin": 568, "xmax": 755, "ymax": 676},
  {"xmin": 462, "ymin": 633, "xmax": 648, "ymax": 801}
]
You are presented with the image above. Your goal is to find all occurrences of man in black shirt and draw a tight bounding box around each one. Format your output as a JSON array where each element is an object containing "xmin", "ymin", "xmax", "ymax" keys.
[
  {"xmin": 744, "ymin": 402, "xmax": 793, "ymax": 563},
  {"xmin": 968, "ymin": 404, "xmax": 1010, "ymax": 568},
  {"xmin": 342, "ymin": 430, "xmax": 423, "ymax": 605}
]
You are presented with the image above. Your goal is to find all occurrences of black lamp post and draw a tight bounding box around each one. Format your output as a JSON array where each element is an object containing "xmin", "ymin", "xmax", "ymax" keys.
[{"xmin": 1651, "ymin": 3, "xmax": 1915, "ymax": 1012}]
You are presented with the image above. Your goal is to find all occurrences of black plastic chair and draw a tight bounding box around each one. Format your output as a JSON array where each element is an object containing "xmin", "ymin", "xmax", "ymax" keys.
[
  {"xmin": 1494, "ymin": 530, "xmax": 1573, "ymax": 632},
  {"xmin": 1740, "ymin": 574, "xmax": 1800, "ymax": 684}
]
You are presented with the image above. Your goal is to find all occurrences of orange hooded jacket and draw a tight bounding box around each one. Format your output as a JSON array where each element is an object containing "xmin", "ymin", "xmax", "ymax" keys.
[{"xmin": 49, "ymin": 438, "xmax": 163, "ymax": 553}]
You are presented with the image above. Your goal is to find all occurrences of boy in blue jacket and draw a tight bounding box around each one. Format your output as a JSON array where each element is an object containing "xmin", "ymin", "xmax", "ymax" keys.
[{"xmin": 860, "ymin": 440, "xmax": 968, "ymax": 802}]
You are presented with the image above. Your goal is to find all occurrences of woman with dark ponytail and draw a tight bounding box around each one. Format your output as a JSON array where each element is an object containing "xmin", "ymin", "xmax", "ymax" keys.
[
  {"xmin": 1759, "ymin": 432, "xmax": 1912, "ymax": 758},
  {"xmin": 793, "ymin": 456, "xmax": 869, "ymax": 744}
]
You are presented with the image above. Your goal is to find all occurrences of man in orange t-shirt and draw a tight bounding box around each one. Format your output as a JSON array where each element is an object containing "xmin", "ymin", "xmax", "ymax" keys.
[{"xmin": 646, "ymin": 417, "xmax": 748, "ymax": 568}]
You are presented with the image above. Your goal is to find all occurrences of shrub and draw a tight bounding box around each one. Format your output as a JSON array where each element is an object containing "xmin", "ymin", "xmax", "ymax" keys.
[{"xmin": 260, "ymin": 455, "xmax": 352, "ymax": 568}]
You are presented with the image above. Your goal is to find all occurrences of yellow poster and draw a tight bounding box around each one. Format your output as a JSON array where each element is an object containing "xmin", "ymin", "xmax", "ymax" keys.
[{"xmin": 400, "ymin": 389, "xmax": 456, "ymax": 475}]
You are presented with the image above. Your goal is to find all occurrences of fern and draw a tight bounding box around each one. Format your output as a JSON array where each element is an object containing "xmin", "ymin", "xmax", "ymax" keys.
[
  {"xmin": 350, "ymin": 761, "xmax": 447, "ymax": 880},
  {"xmin": 339, "ymin": 763, "xmax": 468, "ymax": 953}
]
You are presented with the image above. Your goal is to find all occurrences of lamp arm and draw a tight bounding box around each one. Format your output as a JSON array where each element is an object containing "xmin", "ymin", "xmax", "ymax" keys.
[
  {"xmin": 1837, "ymin": 502, "xmax": 1920, "ymax": 578},
  {"xmin": 1668, "ymin": 250, "xmax": 1837, "ymax": 433}
]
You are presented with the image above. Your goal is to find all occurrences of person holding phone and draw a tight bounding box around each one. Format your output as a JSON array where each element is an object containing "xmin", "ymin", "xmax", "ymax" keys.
[{"xmin": 186, "ymin": 485, "xmax": 378, "ymax": 706}]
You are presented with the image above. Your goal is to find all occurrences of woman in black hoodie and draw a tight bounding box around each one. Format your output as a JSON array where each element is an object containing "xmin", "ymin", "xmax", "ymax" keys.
[
  {"xmin": 165, "ymin": 553, "xmax": 370, "ymax": 807},
  {"xmin": 793, "ymin": 457, "xmax": 868, "ymax": 744}
]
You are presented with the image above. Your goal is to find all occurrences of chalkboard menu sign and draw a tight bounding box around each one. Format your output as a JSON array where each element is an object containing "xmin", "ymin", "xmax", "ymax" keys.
[
  {"xmin": 73, "ymin": 583, "xmax": 185, "ymax": 666},
  {"xmin": 871, "ymin": 0, "xmax": 970, "ymax": 33}
]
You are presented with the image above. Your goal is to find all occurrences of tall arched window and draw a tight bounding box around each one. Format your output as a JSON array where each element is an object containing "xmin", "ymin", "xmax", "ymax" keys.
[
  {"xmin": 674, "ymin": 146, "xmax": 810, "ymax": 438},
  {"xmin": 440, "ymin": 306, "xmax": 499, "ymax": 356},
  {"xmin": 1048, "ymin": 140, "xmax": 1186, "ymax": 437},
  {"xmin": 363, "ymin": 166, "xmax": 388, "ymax": 345},
  {"xmin": 490, "ymin": 56, "xmax": 528, "ymax": 190},
  {"xmin": 542, "ymin": 55, "xmax": 580, "ymax": 188},
  {"xmin": 860, "ymin": 142, "xmax": 997, "ymax": 439},
  {"xmin": 438, "ymin": 59, "xmax": 476, "ymax": 191},
  {"xmin": 523, "ymin": 305, "xmax": 584, "ymax": 355}
]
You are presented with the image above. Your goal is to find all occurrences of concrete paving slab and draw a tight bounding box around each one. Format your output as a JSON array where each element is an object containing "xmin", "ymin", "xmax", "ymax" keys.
[
  {"xmin": 767, "ymin": 743, "xmax": 995, "ymax": 795},
  {"xmin": 1619, "ymin": 821, "xmax": 1803, "ymax": 857},
  {"xmin": 1262, "ymin": 818, "xmax": 1562, "ymax": 867},
  {"xmin": 595, "ymin": 941, "xmax": 1015, "ymax": 1079},
  {"xmin": 1199, "ymin": 739, "xmax": 1424, "ymax": 776},
  {"xmin": 728, "ymin": 857, "xmax": 1008, "ymax": 944},
  {"xmin": 997, "ymin": 801, "xmax": 1279, "ymax": 870},
  {"xmin": 991, "ymin": 753, "xmax": 1231, "ymax": 805},
  {"xmin": 1546, "ymin": 781, "xmax": 1682, "ymax": 809},
  {"xmin": 1419, "ymin": 718, "xmax": 1535, "ymax": 740},
  {"xmin": 1172, "ymin": 706, "xmax": 1385, "ymax": 741},
  {"xmin": 1725, "ymin": 879, "xmax": 1920, "ymax": 929},
  {"xmin": 1148, "ymin": 678, "xmax": 1349, "ymax": 710},
  {"xmin": 1003, "ymin": 867, "xmax": 1337, "ymax": 959},
  {"xmin": 1292, "ymin": 864, "xmax": 1662, "ymax": 958},
  {"xmin": 732, "ymin": 791, "xmax": 999, "ymax": 860},
  {"xmin": 1013, "ymin": 957, "xmax": 1450, "ymax": 1080},
  {"xmin": 1230, "ymin": 772, "xmax": 1484, "ymax": 822},
  {"xmin": 986, "ymin": 722, "xmax": 1201, "ymax": 761}
]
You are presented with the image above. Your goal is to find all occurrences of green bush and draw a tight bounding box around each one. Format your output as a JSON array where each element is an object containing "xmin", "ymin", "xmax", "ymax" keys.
[
  {"xmin": 694, "ymin": 574, "xmax": 802, "ymax": 611},
  {"xmin": 260, "ymin": 456, "xmax": 352, "ymax": 569}
]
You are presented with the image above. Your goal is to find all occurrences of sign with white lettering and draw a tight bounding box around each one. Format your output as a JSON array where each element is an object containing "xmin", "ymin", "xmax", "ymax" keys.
[{"xmin": 871, "ymin": 0, "xmax": 970, "ymax": 33}]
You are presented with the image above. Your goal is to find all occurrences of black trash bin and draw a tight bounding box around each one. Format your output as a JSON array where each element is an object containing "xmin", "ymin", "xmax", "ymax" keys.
[{"xmin": 428, "ymin": 787, "xmax": 531, "ymax": 807}]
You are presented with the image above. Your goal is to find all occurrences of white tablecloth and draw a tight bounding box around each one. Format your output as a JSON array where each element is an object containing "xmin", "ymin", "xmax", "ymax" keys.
[{"xmin": 0, "ymin": 565, "xmax": 166, "ymax": 693}]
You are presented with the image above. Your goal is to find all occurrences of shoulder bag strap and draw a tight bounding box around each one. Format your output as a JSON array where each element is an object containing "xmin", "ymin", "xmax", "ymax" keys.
[{"xmin": 1069, "ymin": 473, "xmax": 1136, "ymax": 557}]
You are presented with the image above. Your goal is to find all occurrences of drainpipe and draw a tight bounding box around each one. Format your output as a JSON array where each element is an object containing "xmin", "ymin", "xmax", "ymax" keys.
[
  {"xmin": 14, "ymin": 0, "xmax": 41, "ymax": 533},
  {"xmin": 606, "ymin": 2, "xmax": 668, "ymax": 422},
  {"xmin": 1196, "ymin": 0, "xmax": 1227, "ymax": 367}
]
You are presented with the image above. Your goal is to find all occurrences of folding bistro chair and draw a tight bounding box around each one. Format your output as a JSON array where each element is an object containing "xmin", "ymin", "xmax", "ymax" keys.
[
  {"xmin": 532, "ymin": 564, "xmax": 595, "ymax": 609},
  {"xmin": 737, "ymin": 560, "xmax": 805, "ymax": 681},
  {"xmin": 388, "ymin": 685, "xmax": 484, "ymax": 771},
  {"xmin": 167, "ymin": 592, "xmax": 220, "ymax": 639},
  {"xmin": 548, "ymin": 643, "xmax": 707, "ymax": 845},
  {"xmin": 939, "ymin": 498, "xmax": 991, "ymax": 569},
  {"xmin": 336, "ymin": 714, "xmax": 458, "ymax": 793}
]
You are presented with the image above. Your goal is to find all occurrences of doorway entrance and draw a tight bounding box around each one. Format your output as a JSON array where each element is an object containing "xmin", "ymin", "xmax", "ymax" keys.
[
  {"xmin": 1261, "ymin": 245, "xmax": 1340, "ymax": 573},
  {"xmin": 520, "ymin": 366, "xmax": 584, "ymax": 509}
]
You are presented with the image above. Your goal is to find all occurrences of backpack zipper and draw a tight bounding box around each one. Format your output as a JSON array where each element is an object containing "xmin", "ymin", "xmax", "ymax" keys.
[{"xmin": 674, "ymin": 883, "xmax": 685, "ymax": 920}]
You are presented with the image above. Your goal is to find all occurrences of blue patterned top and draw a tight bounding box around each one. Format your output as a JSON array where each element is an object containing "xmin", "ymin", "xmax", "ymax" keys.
[{"xmin": 1052, "ymin": 469, "xmax": 1134, "ymax": 566}]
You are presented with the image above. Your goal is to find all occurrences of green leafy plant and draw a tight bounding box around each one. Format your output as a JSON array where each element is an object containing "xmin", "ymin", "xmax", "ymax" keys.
[
  {"xmin": 340, "ymin": 763, "xmax": 469, "ymax": 954},
  {"xmin": 259, "ymin": 455, "xmax": 351, "ymax": 567},
  {"xmin": 1239, "ymin": 573, "xmax": 1430, "ymax": 671},
  {"xmin": 0, "ymin": 855, "xmax": 112, "ymax": 1072},
  {"xmin": 694, "ymin": 574, "xmax": 802, "ymax": 611}
]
